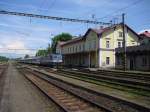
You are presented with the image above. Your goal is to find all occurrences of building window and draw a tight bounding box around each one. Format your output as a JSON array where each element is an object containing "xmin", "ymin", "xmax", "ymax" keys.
[
  {"xmin": 76, "ymin": 46, "xmax": 77, "ymax": 52},
  {"xmin": 106, "ymin": 57, "xmax": 110, "ymax": 65},
  {"xmin": 106, "ymin": 41, "xmax": 110, "ymax": 48},
  {"xmin": 142, "ymin": 57, "xmax": 147, "ymax": 66},
  {"xmin": 117, "ymin": 58, "xmax": 120, "ymax": 65},
  {"xmin": 118, "ymin": 41, "xmax": 121, "ymax": 48},
  {"xmin": 83, "ymin": 44, "xmax": 85, "ymax": 51},
  {"xmin": 93, "ymin": 40, "xmax": 96, "ymax": 49},
  {"xmin": 119, "ymin": 32, "xmax": 123, "ymax": 37},
  {"xmin": 79, "ymin": 45, "xmax": 81, "ymax": 51},
  {"xmin": 73, "ymin": 46, "xmax": 74, "ymax": 52},
  {"xmin": 89, "ymin": 41, "xmax": 92, "ymax": 50}
]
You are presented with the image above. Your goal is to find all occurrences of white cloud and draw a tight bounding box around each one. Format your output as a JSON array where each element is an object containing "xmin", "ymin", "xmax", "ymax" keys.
[
  {"xmin": 0, "ymin": 45, "xmax": 3, "ymax": 48},
  {"xmin": 0, "ymin": 38, "xmax": 36, "ymax": 56},
  {"xmin": 0, "ymin": 23, "xmax": 55, "ymax": 32}
]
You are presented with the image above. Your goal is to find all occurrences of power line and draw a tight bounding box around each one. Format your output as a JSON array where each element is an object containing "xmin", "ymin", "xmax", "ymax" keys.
[
  {"xmin": 76, "ymin": 0, "xmax": 114, "ymax": 19},
  {"xmin": 0, "ymin": 10, "xmax": 111, "ymax": 25},
  {"xmin": 97, "ymin": 14, "xmax": 122, "ymax": 21},
  {"xmin": 97, "ymin": 0, "xmax": 142, "ymax": 20}
]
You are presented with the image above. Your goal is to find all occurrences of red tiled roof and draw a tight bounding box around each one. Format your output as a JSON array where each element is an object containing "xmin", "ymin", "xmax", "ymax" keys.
[
  {"xmin": 139, "ymin": 31, "xmax": 150, "ymax": 38},
  {"xmin": 91, "ymin": 25, "xmax": 114, "ymax": 34},
  {"xmin": 84, "ymin": 23, "xmax": 140, "ymax": 39},
  {"xmin": 83, "ymin": 25, "xmax": 115, "ymax": 38},
  {"xmin": 61, "ymin": 23, "xmax": 140, "ymax": 46}
]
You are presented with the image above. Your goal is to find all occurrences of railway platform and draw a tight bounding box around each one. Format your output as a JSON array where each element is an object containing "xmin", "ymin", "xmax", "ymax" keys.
[{"xmin": 0, "ymin": 62, "xmax": 62, "ymax": 112}]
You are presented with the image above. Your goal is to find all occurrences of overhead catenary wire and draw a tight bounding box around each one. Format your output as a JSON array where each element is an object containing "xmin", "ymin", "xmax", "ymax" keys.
[{"xmin": 0, "ymin": 10, "xmax": 111, "ymax": 25}]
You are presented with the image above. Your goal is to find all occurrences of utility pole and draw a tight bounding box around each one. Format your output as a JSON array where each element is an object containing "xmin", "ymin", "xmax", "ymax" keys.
[{"xmin": 122, "ymin": 13, "xmax": 126, "ymax": 71}]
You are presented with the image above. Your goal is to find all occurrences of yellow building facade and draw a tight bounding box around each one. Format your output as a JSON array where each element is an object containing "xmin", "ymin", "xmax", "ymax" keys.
[{"xmin": 56, "ymin": 23, "xmax": 140, "ymax": 68}]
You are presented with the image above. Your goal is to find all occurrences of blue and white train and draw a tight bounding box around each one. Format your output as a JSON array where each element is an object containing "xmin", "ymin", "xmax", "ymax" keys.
[{"xmin": 19, "ymin": 54, "xmax": 62, "ymax": 67}]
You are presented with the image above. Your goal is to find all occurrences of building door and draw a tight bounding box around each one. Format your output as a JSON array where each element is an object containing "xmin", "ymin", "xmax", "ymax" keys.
[{"xmin": 130, "ymin": 59, "xmax": 135, "ymax": 70}]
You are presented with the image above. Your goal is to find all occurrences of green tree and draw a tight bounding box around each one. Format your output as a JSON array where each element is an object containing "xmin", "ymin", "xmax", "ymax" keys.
[
  {"xmin": 51, "ymin": 33, "xmax": 72, "ymax": 53},
  {"xmin": 0, "ymin": 56, "xmax": 9, "ymax": 62},
  {"xmin": 35, "ymin": 49, "xmax": 48, "ymax": 57},
  {"xmin": 47, "ymin": 43, "xmax": 52, "ymax": 54}
]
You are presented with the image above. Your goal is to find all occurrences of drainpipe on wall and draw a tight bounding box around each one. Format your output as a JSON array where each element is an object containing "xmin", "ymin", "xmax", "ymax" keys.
[{"xmin": 89, "ymin": 52, "xmax": 91, "ymax": 68}]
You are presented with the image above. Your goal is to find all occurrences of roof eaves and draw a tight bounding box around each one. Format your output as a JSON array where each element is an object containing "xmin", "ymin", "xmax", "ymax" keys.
[{"xmin": 60, "ymin": 36, "xmax": 83, "ymax": 46}]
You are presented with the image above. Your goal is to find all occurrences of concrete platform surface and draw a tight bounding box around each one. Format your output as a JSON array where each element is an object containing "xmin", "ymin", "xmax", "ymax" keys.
[{"xmin": 0, "ymin": 62, "xmax": 62, "ymax": 112}]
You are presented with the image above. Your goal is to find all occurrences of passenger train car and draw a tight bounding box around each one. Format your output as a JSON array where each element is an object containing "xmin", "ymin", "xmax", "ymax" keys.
[{"xmin": 19, "ymin": 54, "xmax": 62, "ymax": 67}]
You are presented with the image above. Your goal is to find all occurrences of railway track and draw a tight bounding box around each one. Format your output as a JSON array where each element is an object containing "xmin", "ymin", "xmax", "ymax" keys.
[
  {"xmin": 18, "ymin": 66, "xmax": 150, "ymax": 112},
  {"xmin": 61, "ymin": 69, "xmax": 150, "ymax": 85},
  {"xmin": 19, "ymin": 68, "xmax": 105, "ymax": 112},
  {"xmin": 33, "ymin": 66, "xmax": 150, "ymax": 97},
  {"xmin": 78, "ymin": 69, "xmax": 150, "ymax": 82},
  {"xmin": 30, "ymin": 65, "xmax": 150, "ymax": 83},
  {"xmin": 56, "ymin": 69, "xmax": 150, "ymax": 95}
]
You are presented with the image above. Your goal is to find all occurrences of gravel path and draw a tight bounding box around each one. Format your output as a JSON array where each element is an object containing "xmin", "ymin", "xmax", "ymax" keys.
[{"xmin": 0, "ymin": 62, "xmax": 62, "ymax": 112}]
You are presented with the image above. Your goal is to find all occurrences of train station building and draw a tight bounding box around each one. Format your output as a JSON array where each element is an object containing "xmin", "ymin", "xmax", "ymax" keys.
[
  {"xmin": 116, "ymin": 30, "xmax": 150, "ymax": 71},
  {"xmin": 116, "ymin": 44, "xmax": 150, "ymax": 71},
  {"xmin": 56, "ymin": 23, "xmax": 140, "ymax": 68}
]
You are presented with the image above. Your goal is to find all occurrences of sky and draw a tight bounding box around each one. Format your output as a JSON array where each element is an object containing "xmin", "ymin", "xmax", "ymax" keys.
[{"xmin": 0, "ymin": 0, "xmax": 149, "ymax": 58}]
